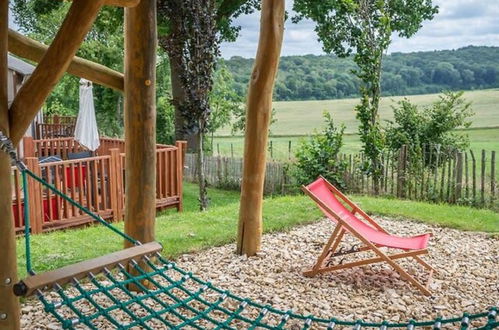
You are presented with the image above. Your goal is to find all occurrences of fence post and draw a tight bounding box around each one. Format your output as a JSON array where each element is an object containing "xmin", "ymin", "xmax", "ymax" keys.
[
  {"xmin": 288, "ymin": 140, "xmax": 292, "ymax": 160},
  {"xmin": 470, "ymin": 150, "xmax": 476, "ymax": 202},
  {"xmin": 481, "ymin": 150, "xmax": 486, "ymax": 206},
  {"xmin": 109, "ymin": 149, "xmax": 122, "ymax": 221},
  {"xmin": 175, "ymin": 141, "xmax": 187, "ymax": 212},
  {"xmin": 25, "ymin": 157, "xmax": 43, "ymax": 234},
  {"xmin": 491, "ymin": 151, "xmax": 496, "ymax": 206},
  {"xmin": 455, "ymin": 152, "xmax": 463, "ymax": 203},
  {"xmin": 397, "ymin": 145, "xmax": 407, "ymax": 198},
  {"xmin": 22, "ymin": 136, "xmax": 35, "ymax": 159}
]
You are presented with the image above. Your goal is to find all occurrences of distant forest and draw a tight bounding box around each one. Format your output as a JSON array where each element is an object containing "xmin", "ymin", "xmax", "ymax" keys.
[{"xmin": 223, "ymin": 46, "xmax": 499, "ymax": 101}]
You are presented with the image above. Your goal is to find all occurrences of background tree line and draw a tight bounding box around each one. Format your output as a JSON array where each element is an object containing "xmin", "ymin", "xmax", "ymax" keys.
[{"xmin": 225, "ymin": 46, "xmax": 499, "ymax": 101}]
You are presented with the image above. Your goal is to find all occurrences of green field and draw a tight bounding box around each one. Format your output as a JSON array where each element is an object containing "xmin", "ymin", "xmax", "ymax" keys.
[
  {"xmin": 213, "ymin": 89, "xmax": 499, "ymax": 159},
  {"xmin": 212, "ymin": 127, "xmax": 499, "ymax": 160},
  {"xmin": 217, "ymin": 88, "xmax": 499, "ymax": 136}
]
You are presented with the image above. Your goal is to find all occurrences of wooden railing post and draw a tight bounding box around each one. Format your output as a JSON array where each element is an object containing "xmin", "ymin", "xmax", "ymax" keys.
[
  {"xmin": 25, "ymin": 158, "xmax": 43, "ymax": 234},
  {"xmin": 109, "ymin": 149, "xmax": 123, "ymax": 221},
  {"xmin": 175, "ymin": 141, "xmax": 187, "ymax": 212},
  {"xmin": 22, "ymin": 136, "xmax": 34, "ymax": 159}
]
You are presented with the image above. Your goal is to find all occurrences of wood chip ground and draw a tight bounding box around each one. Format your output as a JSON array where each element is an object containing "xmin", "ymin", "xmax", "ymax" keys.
[{"xmin": 20, "ymin": 217, "xmax": 498, "ymax": 329}]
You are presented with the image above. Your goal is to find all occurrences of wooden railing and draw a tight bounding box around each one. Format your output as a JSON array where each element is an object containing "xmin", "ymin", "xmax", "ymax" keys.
[
  {"xmin": 23, "ymin": 137, "xmax": 165, "ymax": 159},
  {"xmin": 44, "ymin": 115, "xmax": 76, "ymax": 125},
  {"xmin": 36, "ymin": 123, "xmax": 76, "ymax": 139},
  {"xmin": 12, "ymin": 138, "xmax": 187, "ymax": 234},
  {"xmin": 97, "ymin": 137, "xmax": 126, "ymax": 155},
  {"xmin": 24, "ymin": 137, "xmax": 87, "ymax": 159}
]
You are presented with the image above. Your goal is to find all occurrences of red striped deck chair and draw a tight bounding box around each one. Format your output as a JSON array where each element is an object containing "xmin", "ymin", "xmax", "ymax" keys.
[{"xmin": 302, "ymin": 176, "xmax": 436, "ymax": 296}]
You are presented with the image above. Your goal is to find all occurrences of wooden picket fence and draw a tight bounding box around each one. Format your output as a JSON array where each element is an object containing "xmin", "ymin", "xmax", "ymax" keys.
[
  {"xmin": 185, "ymin": 145, "xmax": 498, "ymax": 211},
  {"xmin": 341, "ymin": 145, "xmax": 497, "ymax": 209},
  {"xmin": 184, "ymin": 154, "xmax": 294, "ymax": 195},
  {"xmin": 11, "ymin": 137, "xmax": 187, "ymax": 234}
]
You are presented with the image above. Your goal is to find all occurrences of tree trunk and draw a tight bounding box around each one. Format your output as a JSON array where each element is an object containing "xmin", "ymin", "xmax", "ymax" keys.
[
  {"xmin": 0, "ymin": 2, "xmax": 20, "ymax": 328},
  {"xmin": 167, "ymin": 36, "xmax": 199, "ymax": 152},
  {"xmin": 197, "ymin": 131, "xmax": 208, "ymax": 211},
  {"xmin": 237, "ymin": 0, "xmax": 284, "ymax": 256},
  {"xmin": 370, "ymin": 55, "xmax": 383, "ymax": 195}
]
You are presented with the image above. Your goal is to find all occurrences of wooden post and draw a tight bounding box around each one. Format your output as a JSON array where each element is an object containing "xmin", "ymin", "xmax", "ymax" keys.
[
  {"xmin": 9, "ymin": 0, "xmax": 106, "ymax": 144},
  {"xmin": 124, "ymin": 0, "xmax": 157, "ymax": 247},
  {"xmin": 22, "ymin": 136, "xmax": 35, "ymax": 159},
  {"xmin": 109, "ymin": 149, "xmax": 122, "ymax": 221},
  {"xmin": 175, "ymin": 141, "xmax": 186, "ymax": 212},
  {"xmin": 25, "ymin": 158, "xmax": 44, "ymax": 234},
  {"xmin": 481, "ymin": 150, "xmax": 486, "ymax": 206},
  {"xmin": 0, "ymin": 0, "xmax": 21, "ymax": 327},
  {"xmin": 396, "ymin": 146, "xmax": 407, "ymax": 198},
  {"xmin": 470, "ymin": 150, "xmax": 477, "ymax": 203},
  {"xmin": 455, "ymin": 152, "xmax": 463, "ymax": 203},
  {"xmin": 464, "ymin": 151, "xmax": 469, "ymax": 199},
  {"xmin": 237, "ymin": 0, "xmax": 284, "ymax": 256},
  {"xmin": 491, "ymin": 151, "xmax": 496, "ymax": 206}
]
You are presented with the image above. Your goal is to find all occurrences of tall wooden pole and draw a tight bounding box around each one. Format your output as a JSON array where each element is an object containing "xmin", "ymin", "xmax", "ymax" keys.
[
  {"xmin": 237, "ymin": 0, "xmax": 284, "ymax": 256},
  {"xmin": 124, "ymin": 0, "xmax": 157, "ymax": 247},
  {"xmin": 0, "ymin": 2, "xmax": 20, "ymax": 329}
]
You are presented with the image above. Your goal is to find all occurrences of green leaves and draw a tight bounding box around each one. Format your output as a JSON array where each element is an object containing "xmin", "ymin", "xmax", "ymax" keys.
[
  {"xmin": 385, "ymin": 91, "xmax": 474, "ymax": 153},
  {"xmin": 294, "ymin": 112, "xmax": 347, "ymax": 188}
]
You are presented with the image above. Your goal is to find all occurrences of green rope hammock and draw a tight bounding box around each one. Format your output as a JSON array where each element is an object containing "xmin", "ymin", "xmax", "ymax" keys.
[{"xmin": 0, "ymin": 132, "xmax": 497, "ymax": 329}]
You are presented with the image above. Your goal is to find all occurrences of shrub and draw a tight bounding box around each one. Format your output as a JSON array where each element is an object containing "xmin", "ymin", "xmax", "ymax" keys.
[
  {"xmin": 385, "ymin": 91, "xmax": 474, "ymax": 154},
  {"xmin": 294, "ymin": 112, "xmax": 347, "ymax": 187}
]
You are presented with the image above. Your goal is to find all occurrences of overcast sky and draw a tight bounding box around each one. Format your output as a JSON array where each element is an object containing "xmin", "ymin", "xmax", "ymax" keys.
[
  {"xmin": 220, "ymin": 0, "xmax": 499, "ymax": 58},
  {"xmin": 8, "ymin": 0, "xmax": 499, "ymax": 59}
]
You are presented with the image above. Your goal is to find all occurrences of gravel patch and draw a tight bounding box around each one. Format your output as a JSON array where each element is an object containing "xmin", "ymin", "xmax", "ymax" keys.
[{"xmin": 20, "ymin": 217, "xmax": 498, "ymax": 329}]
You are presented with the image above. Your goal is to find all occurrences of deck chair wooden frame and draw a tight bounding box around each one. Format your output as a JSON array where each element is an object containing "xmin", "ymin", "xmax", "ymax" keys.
[{"xmin": 302, "ymin": 176, "xmax": 436, "ymax": 296}]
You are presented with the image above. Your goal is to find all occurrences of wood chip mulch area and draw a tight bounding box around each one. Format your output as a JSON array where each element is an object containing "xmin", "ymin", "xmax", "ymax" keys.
[{"xmin": 21, "ymin": 217, "xmax": 498, "ymax": 329}]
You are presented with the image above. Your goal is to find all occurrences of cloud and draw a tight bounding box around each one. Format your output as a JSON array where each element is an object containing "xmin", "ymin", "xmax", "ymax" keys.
[{"xmin": 220, "ymin": 0, "xmax": 499, "ymax": 58}]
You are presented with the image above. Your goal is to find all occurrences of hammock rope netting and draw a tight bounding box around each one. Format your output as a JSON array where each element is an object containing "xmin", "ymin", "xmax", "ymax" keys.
[{"xmin": 0, "ymin": 132, "xmax": 497, "ymax": 329}]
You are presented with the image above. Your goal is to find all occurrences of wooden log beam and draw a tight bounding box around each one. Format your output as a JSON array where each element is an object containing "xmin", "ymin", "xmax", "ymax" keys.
[
  {"xmin": 0, "ymin": 2, "xmax": 21, "ymax": 329},
  {"xmin": 236, "ymin": 0, "xmax": 284, "ymax": 256},
  {"xmin": 8, "ymin": 0, "xmax": 106, "ymax": 145},
  {"xmin": 123, "ymin": 0, "xmax": 157, "ymax": 248},
  {"xmin": 8, "ymin": 29, "xmax": 124, "ymax": 92}
]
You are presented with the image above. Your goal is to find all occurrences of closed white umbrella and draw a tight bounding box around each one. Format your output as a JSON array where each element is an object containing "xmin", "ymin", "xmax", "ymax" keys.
[{"xmin": 75, "ymin": 79, "xmax": 100, "ymax": 151}]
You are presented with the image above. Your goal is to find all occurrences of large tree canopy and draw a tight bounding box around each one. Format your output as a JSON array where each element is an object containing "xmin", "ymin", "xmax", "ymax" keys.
[{"xmin": 293, "ymin": 0, "xmax": 438, "ymax": 56}]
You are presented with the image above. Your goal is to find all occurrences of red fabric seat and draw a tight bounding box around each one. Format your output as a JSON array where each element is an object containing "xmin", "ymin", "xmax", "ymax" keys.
[{"xmin": 307, "ymin": 178, "xmax": 430, "ymax": 250}]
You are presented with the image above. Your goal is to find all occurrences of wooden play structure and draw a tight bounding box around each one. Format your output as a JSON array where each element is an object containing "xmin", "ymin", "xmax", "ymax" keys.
[
  {"xmin": 0, "ymin": 0, "xmax": 497, "ymax": 329},
  {"xmin": 302, "ymin": 177, "xmax": 436, "ymax": 296},
  {"xmin": 1, "ymin": 0, "xmax": 158, "ymax": 327}
]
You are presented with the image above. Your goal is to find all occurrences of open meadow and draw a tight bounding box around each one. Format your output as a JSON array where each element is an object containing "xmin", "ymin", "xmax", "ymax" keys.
[
  {"xmin": 213, "ymin": 89, "xmax": 499, "ymax": 159},
  {"xmin": 217, "ymin": 88, "xmax": 499, "ymax": 136}
]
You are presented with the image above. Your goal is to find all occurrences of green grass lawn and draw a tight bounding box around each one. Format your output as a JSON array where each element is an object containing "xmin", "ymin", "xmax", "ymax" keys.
[{"xmin": 16, "ymin": 183, "xmax": 498, "ymax": 279}]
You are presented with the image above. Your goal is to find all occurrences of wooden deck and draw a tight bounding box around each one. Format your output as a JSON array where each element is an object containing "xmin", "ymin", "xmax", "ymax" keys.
[{"xmin": 12, "ymin": 137, "xmax": 186, "ymax": 234}]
